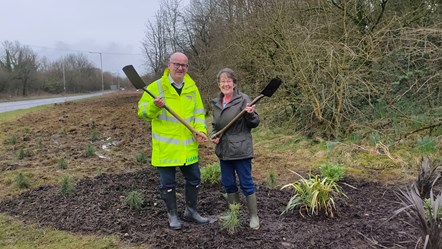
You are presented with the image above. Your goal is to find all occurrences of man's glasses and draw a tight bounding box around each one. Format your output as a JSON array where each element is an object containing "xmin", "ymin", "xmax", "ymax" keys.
[{"xmin": 170, "ymin": 62, "xmax": 189, "ymax": 69}]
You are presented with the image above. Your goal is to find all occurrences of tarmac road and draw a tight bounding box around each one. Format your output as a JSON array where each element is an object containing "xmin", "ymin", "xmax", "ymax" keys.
[{"xmin": 0, "ymin": 92, "xmax": 107, "ymax": 114}]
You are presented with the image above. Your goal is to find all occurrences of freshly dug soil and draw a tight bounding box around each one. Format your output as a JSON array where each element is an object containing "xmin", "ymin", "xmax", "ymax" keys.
[{"xmin": 0, "ymin": 91, "xmax": 422, "ymax": 248}]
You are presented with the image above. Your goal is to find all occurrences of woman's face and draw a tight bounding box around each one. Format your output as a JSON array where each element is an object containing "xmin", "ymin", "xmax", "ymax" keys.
[{"xmin": 219, "ymin": 73, "xmax": 235, "ymax": 97}]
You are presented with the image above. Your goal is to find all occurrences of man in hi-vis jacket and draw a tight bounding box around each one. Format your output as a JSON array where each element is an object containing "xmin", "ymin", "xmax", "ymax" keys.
[{"xmin": 137, "ymin": 52, "xmax": 208, "ymax": 230}]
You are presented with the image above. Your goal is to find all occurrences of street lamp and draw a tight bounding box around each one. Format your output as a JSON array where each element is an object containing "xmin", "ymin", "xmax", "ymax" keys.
[{"xmin": 89, "ymin": 51, "xmax": 104, "ymax": 93}]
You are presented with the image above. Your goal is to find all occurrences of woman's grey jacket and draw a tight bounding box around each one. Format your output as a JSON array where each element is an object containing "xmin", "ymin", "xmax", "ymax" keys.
[{"xmin": 210, "ymin": 88, "xmax": 260, "ymax": 161}]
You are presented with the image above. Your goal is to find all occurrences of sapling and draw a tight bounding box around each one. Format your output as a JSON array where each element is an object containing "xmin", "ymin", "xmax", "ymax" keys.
[
  {"xmin": 57, "ymin": 157, "xmax": 68, "ymax": 169},
  {"xmin": 15, "ymin": 172, "xmax": 30, "ymax": 189},
  {"xmin": 201, "ymin": 163, "xmax": 221, "ymax": 186},
  {"xmin": 220, "ymin": 203, "xmax": 241, "ymax": 235},
  {"xmin": 60, "ymin": 175, "xmax": 75, "ymax": 196},
  {"xmin": 126, "ymin": 190, "xmax": 144, "ymax": 210},
  {"xmin": 265, "ymin": 169, "xmax": 279, "ymax": 189}
]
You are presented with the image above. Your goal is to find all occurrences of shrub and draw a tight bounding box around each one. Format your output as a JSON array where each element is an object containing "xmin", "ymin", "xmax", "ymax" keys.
[
  {"xmin": 60, "ymin": 176, "xmax": 75, "ymax": 196},
  {"xmin": 220, "ymin": 203, "xmax": 241, "ymax": 234},
  {"xmin": 201, "ymin": 163, "xmax": 221, "ymax": 185},
  {"xmin": 126, "ymin": 190, "xmax": 144, "ymax": 210},
  {"xmin": 281, "ymin": 172, "xmax": 346, "ymax": 217},
  {"xmin": 319, "ymin": 163, "xmax": 345, "ymax": 182},
  {"xmin": 15, "ymin": 172, "xmax": 30, "ymax": 189}
]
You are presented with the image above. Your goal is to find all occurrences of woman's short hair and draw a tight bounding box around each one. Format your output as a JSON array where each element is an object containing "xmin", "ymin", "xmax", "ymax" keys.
[{"xmin": 216, "ymin": 68, "xmax": 237, "ymax": 84}]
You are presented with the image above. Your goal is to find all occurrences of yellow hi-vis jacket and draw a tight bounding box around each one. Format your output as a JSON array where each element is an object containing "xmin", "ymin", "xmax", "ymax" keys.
[{"xmin": 137, "ymin": 68, "xmax": 207, "ymax": 167}]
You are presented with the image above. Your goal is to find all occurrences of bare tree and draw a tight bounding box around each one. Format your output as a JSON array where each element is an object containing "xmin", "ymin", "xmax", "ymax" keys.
[{"xmin": 0, "ymin": 41, "xmax": 39, "ymax": 96}]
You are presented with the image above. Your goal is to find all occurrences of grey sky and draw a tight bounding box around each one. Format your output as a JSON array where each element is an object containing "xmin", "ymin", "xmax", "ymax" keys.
[{"xmin": 0, "ymin": 0, "xmax": 186, "ymax": 75}]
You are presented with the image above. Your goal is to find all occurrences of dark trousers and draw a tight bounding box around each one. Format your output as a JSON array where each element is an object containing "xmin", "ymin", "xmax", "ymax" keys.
[
  {"xmin": 220, "ymin": 158, "xmax": 255, "ymax": 196},
  {"xmin": 157, "ymin": 162, "xmax": 201, "ymax": 189}
]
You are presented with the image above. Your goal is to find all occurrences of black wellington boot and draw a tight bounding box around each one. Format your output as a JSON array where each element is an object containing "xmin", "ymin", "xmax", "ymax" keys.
[
  {"xmin": 160, "ymin": 188, "xmax": 182, "ymax": 230},
  {"xmin": 183, "ymin": 184, "xmax": 209, "ymax": 224}
]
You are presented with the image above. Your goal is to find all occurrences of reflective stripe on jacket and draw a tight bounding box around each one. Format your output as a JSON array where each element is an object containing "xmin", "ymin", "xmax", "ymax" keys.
[{"xmin": 137, "ymin": 68, "xmax": 207, "ymax": 167}]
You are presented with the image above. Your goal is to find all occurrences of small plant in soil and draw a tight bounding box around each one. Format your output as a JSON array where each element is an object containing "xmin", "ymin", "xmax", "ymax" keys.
[
  {"xmin": 265, "ymin": 169, "xmax": 279, "ymax": 189},
  {"xmin": 7, "ymin": 134, "xmax": 17, "ymax": 145},
  {"xmin": 126, "ymin": 190, "xmax": 144, "ymax": 210},
  {"xmin": 136, "ymin": 152, "xmax": 148, "ymax": 164},
  {"xmin": 201, "ymin": 163, "xmax": 221, "ymax": 185},
  {"xmin": 60, "ymin": 175, "xmax": 75, "ymax": 196},
  {"xmin": 17, "ymin": 148, "xmax": 25, "ymax": 160},
  {"xmin": 319, "ymin": 162, "xmax": 345, "ymax": 182},
  {"xmin": 91, "ymin": 120, "xmax": 96, "ymax": 129},
  {"xmin": 281, "ymin": 171, "xmax": 346, "ymax": 218},
  {"xmin": 84, "ymin": 144, "xmax": 95, "ymax": 157},
  {"xmin": 220, "ymin": 203, "xmax": 241, "ymax": 235},
  {"xmin": 90, "ymin": 129, "xmax": 99, "ymax": 142},
  {"xmin": 57, "ymin": 157, "xmax": 68, "ymax": 169},
  {"xmin": 416, "ymin": 156, "xmax": 441, "ymax": 199},
  {"xmin": 15, "ymin": 172, "xmax": 30, "ymax": 189},
  {"xmin": 392, "ymin": 186, "xmax": 442, "ymax": 249}
]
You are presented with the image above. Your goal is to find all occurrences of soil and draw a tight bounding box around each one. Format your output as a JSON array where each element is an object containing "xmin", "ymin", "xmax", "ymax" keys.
[{"xmin": 0, "ymin": 91, "xmax": 424, "ymax": 248}]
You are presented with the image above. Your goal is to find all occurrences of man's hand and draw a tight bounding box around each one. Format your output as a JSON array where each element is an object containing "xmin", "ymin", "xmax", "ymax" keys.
[
  {"xmin": 195, "ymin": 132, "xmax": 208, "ymax": 143},
  {"xmin": 154, "ymin": 97, "xmax": 165, "ymax": 108}
]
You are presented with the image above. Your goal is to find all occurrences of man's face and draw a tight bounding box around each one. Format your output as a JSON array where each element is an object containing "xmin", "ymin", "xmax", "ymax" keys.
[{"xmin": 168, "ymin": 55, "xmax": 188, "ymax": 82}]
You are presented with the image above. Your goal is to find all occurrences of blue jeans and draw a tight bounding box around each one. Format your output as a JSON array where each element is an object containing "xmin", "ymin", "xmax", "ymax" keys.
[
  {"xmin": 157, "ymin": 162, "xmax": 201, "ymax": 189},
  {"xmin": 220, "ymin": 158, "xmax": 255, "ymax": 196}
]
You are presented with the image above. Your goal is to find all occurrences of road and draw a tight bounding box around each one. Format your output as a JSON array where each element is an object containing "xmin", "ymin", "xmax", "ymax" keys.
[{"xmin": 0, "ymin": 92, "xmax": 106, "ymax": 114}]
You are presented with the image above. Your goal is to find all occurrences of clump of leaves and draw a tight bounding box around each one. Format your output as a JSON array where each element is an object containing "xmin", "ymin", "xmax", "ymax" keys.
[
  {"xmin": 60, "ymin": 175, "xmax": 75, "ymax": 196},
  {"xmin": 15, "ymin": 172, "xmax": 30, "ymax": 189},
  {"xmin": 391, "ymin": 186, "xmax": 442, "ymax": 249},
  {"xmin": 265, "ymin": 169, "xmax": 279, "ymax": 189},
  {"xmin": 220, "ymin": 203, "xmax": 241, "ymax": 235},
  {"xmin": 126, "ymin": 190, "xmax": 144, "ymax": 210},
  {"xmin": 416, "ymin": 136, "xmax": 438, "ymax": 155},
  {"xmin": 57, "ymin": 157, "xmax": 68, "ymax": 169},
  {"xmin": 281, "ymin": 171, "xmax": 346, "ymax": 218},
  {"xmin": 319, "ymin": 163, "xmax": 345, "ymax": 182},
  {"xmin": 84, "ymin": 144, "xmax": 95, "ymax": 157},
  {"xmin": 136, "ymin": 152, "xmax": 148, "ymax": 164},
  {"xmin": 201, "ymin": 163, "xmax": 221, "ymax": 185},
  {"xmin": 416, "ymin": 156, "xmax": 441, "ymax": 199}
]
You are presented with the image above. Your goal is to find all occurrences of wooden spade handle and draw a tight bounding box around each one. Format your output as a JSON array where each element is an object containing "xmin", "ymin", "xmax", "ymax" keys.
[{"xmin": 211, "ymin": 94, "xmax": 264, "ymax": 139}]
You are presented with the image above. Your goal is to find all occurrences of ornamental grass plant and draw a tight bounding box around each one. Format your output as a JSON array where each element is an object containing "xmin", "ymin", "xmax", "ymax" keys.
[{"xmin": 281, "ymin": 171, "xmax": 346, "ymax": 218}]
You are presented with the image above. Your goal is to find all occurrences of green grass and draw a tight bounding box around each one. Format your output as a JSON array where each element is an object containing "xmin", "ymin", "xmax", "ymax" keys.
[
  {"xmin": 0, "ymin": 214, "xmax": 144, "ymax": 249},
  {"xmin": 0, "ymin": 106, "xmax": 51, "ymax": 123}
]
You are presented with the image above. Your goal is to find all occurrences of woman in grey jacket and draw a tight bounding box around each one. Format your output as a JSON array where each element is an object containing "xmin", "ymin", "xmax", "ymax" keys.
[{"xmin": 210, "ymin": 68, "xmax": 260, "ymax": 230}]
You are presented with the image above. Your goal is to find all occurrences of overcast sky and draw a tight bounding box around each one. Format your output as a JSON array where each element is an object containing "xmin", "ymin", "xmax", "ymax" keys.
[{"xmin": 0, "ymin": 0, "xmax": 188, "ymax": 75}]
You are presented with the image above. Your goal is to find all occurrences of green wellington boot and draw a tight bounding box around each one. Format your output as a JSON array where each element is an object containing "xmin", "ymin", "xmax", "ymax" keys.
[{"xmin": 246, "ymin": 193, "xmax": 260, "ymax": 229}]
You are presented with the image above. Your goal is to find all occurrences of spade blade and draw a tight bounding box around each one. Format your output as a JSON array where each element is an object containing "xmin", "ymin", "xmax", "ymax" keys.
[
  {"xmin": 122, "ymin": 65, "xmax": 147, "ymax": 89},
  {"xmin": 260, "ymin": 77, "xmax": 282, "ymax": 97}
]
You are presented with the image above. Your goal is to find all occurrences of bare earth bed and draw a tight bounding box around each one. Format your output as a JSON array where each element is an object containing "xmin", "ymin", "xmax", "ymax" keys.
[{"xmin": 0, "ymin": 91, "xmax": 422, "ymax": 248}]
